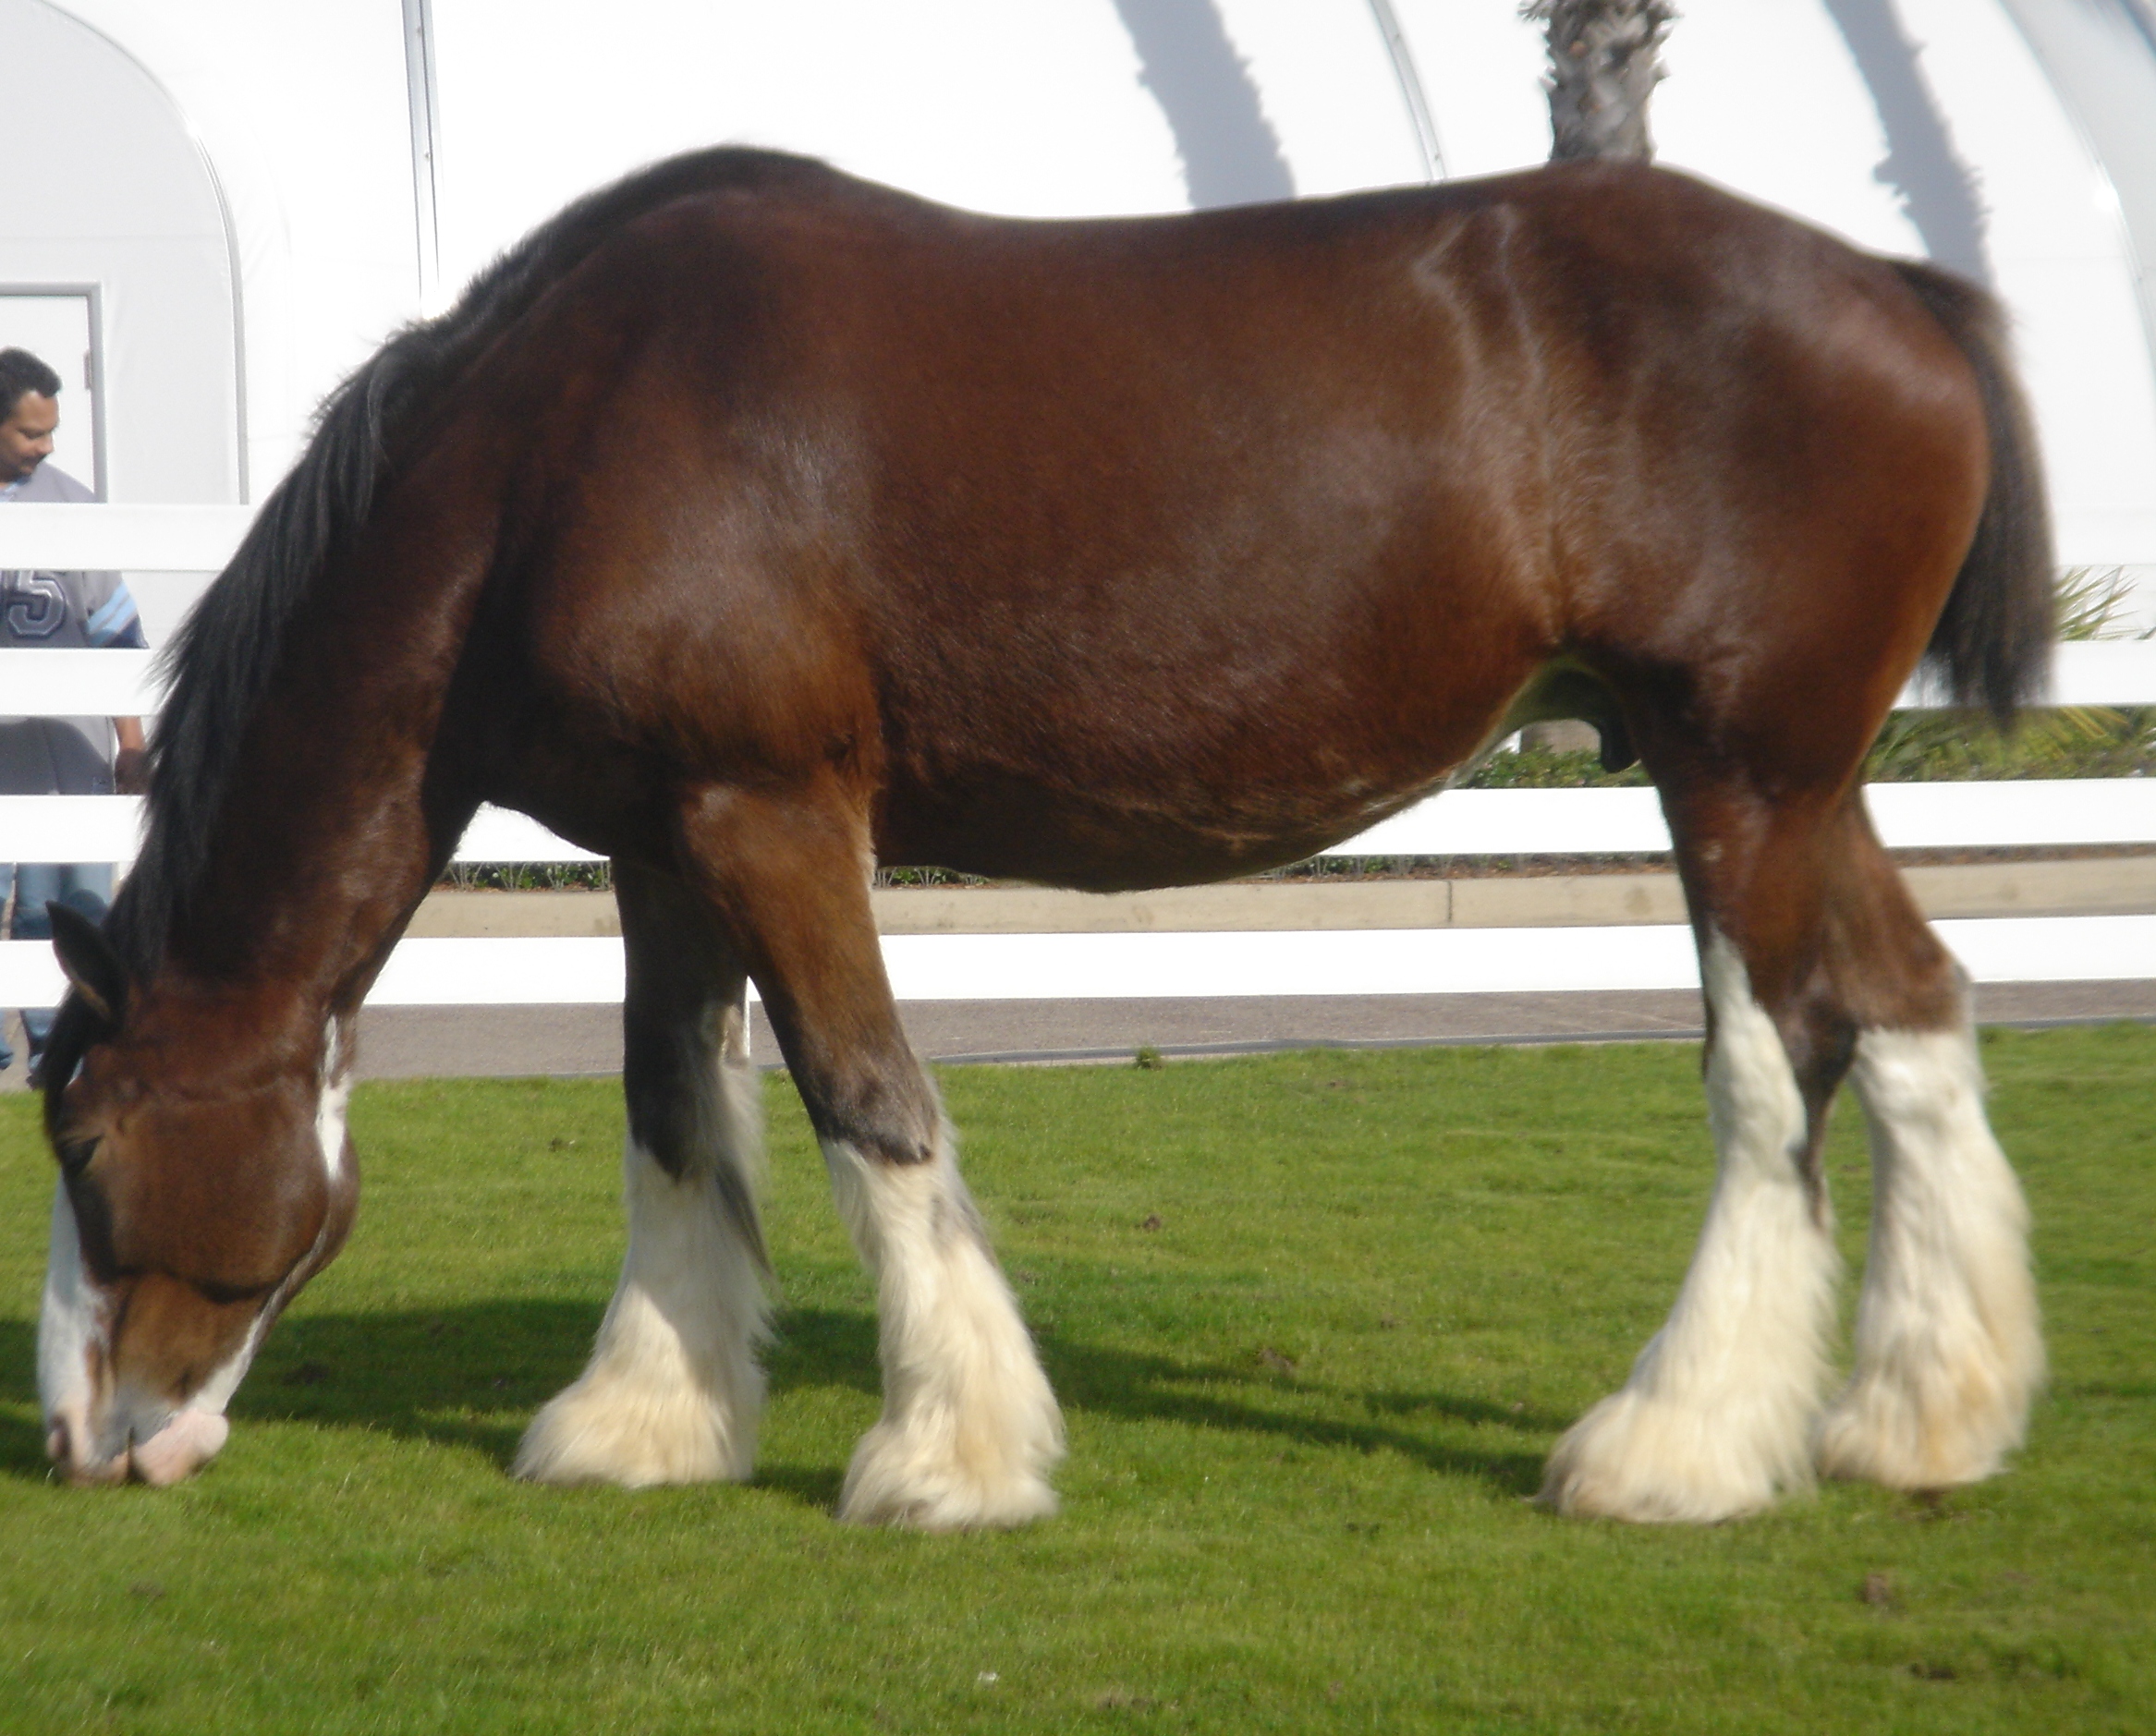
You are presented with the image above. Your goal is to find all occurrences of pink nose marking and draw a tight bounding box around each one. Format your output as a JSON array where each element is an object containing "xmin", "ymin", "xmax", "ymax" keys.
[{"xmin": 130, "ymin": 1412, "xmax": 230, "ymax": 1487}]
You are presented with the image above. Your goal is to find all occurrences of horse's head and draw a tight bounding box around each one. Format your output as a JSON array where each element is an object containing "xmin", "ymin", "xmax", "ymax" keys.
[{"xmin": 36, "ymin": 905, "xmax": 358, "ymax": 1486}]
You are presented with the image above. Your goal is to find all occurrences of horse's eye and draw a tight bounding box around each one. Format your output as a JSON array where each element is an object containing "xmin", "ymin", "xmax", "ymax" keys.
[{"xmin": 56, "ymin": 1135, "xmax": 101, "ymax": 1175}]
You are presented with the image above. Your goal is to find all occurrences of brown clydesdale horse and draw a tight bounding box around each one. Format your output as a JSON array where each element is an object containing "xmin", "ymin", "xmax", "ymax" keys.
[{"xmin": 36, "ymin": 150, "xmax": 2050, "ymax": 1524}]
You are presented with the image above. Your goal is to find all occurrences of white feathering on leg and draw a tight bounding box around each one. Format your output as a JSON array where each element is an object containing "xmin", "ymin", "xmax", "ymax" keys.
[
  {"xmin": 515, "ymin": 1059, "xmax": 768, "ymax": 1487},
  {"xmin": 1814, "ymin": 1020, "xmax": 2042, "ymax": 1488},
  {"xmin": 1541, "ymin": 935, "xmax": 1838, "ymax": 1522},
  {"xmin": 826, "ymin": 1130, "xmax": 1064, "ymax": 1529}
]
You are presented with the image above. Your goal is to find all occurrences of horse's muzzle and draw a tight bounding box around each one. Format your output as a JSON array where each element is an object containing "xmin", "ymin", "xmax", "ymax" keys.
[{"xmin": 47, "ymin": 1405, "xmax": 229, "ymax": 1487}]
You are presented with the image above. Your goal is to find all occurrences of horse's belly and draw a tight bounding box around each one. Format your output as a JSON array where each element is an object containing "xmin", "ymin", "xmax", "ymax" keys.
[
  {"xmin": 874, "ymin": 760, "xmax": 1456, "ymax": 892},
  {"xmin": 871, "ymin": 647, "xmax": 1535, "ymax": 889}
]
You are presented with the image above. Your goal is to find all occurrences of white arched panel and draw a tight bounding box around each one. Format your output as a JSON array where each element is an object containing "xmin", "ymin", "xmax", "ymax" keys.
[
  {"xmin": 1653, "ymin": 0, "xmax": 1925, "ymax": 257},
  {"xmin": 54, "ymin": 0, "xmax": 420, "ymax": 497},
  {"xmin": 1902, "ymin": 0, "xmax": 2156, "ymax": 567},
  {"xmin": 427, "ymin": 0, "xmax": 1192, "ymax": 297},
  {"xmin": 1383, "ymin": 0, "xmax": 1550, "ymax": 183},
  {"xmin": 16, "ymin": 0, "xmax": 2150, "ymax": 604},
  {"xmin": 3, "ymin": 0, "xmax": 240, "ymax": 513},
  {"xmin": 1212, "ymin": 0, "xmax": 1427, "ymax": 197}
]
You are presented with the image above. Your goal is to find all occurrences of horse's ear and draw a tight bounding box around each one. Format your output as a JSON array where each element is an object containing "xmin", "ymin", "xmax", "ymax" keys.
[{"xmin": 47, "ymin": 902, "xmax": 128, "ymax": 1027}]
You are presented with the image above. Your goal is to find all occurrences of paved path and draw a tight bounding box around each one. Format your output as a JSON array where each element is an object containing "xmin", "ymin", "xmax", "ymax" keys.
[
  {"xmin": 409, "ymin": 854, "xmax": 2156, "ymax": 939},
  {"xmin": 6, "ymin": 982, "xmax": 2150, "ymax": 1089},
  {"xmin": 336, "ymin": 978, "xmax": 2156, "ymax": 1080},
  {"xmin": 6, "ymin": 852, "xmax": 2150, "ymax": 1086}
]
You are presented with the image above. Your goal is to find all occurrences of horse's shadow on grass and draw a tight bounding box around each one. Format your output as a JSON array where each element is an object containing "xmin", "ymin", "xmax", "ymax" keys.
[{"xmin": 0, "ymin": 1303, "xmax": 1552, "ymax": 1503}]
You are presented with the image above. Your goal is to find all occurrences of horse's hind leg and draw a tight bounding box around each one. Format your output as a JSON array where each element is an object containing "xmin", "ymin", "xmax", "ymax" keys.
[
  {"xmin": 515, "ymin": 861, "xmax": 770, "ymax": 1487},
  {"xmin": 1812, "ymin": 814, "xmax": 2043, "ymax": 1490},
  {"xmin": 1541, "ymin": 780, "xmax": 2040, "ymax": 1521},
  {"xmin": 680, "ymin": 786, "xmax": 1062, "ymax": 1529},
  {"xmin": 1540, "ymin": 788, "xmax": 1846, "ymax": 1522}
]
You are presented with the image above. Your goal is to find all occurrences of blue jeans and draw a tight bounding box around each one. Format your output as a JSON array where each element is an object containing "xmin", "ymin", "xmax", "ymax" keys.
[{"xmin": 3, "ymin": 863, "xmax": 114, "ymax": 1062}]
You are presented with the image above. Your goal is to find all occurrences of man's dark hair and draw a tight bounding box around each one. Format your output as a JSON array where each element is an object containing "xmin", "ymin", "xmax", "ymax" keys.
[{"xmin": 0, "ymin": 347, "xmax": 64, "ymax": 423}]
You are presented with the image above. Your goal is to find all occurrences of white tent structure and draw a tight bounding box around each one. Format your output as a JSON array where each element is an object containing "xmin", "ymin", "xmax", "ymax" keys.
[{"xmin": 6, "ymin": 0, "xmax": 2155, "ymax": 643}]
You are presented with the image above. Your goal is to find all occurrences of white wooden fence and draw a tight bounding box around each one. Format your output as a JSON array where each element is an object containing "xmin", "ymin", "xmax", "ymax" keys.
[{"xmin": 5, "ymin": 504, "xmax": 2153, "ymax": 1009}]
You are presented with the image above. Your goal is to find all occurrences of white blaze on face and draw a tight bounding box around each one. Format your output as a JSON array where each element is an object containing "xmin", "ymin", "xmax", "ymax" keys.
[
  {"xmin": 136, "ymin": 1014, "xmax": 359, "ymax": 1468},
  {"xmin": 41, "ymin": 1020, "xmax": 344, "ymax": 1481},
  {"xmin": 37, "ymin": 1018, "xmax": 356, "ymax": 1484},
  {"xmin": 158, "ymin": 1308, "xmax": 270, "ymax": 1439},
  {"xmin": 39, "ymin": 1178, "xmax": 256, "ymax": 1481},
  {"xmin": 36, "ymin": 1182, "xmax": 104, "ymax": 1463},
  {"xmin": 130, "ymin": 1022, "xmax": 364, "ymax": 1479}
]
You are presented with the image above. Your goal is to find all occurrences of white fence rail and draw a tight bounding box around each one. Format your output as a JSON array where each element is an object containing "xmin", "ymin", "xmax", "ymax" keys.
[
  {"xmin": 0, "ymin": 503, "xmax": 254, "ymax": 571},
  {"xmin": 2, "ymin": 781, "xmax": 2150, "ymax": 874},
  {"xmin": 12, "ymin": 639, "xmax": 2156, "ymax": 726},
  {"xmin": 5, "ymin": 504, "xmax": 2151, "ymax": 1013},
  {"xmin": 5, "ymin": 916, "xmax": 2156, "ymax": 1013}
]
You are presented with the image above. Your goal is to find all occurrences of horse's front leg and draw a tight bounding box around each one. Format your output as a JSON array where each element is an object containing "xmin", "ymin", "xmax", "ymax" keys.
[
  {"xmin": 684, "ymin": 783, "xmax": 1064, "ymax": 1530},
  {"xmin": 515, "ymin": 861, "xmax": 771, "ymax": 1487}
]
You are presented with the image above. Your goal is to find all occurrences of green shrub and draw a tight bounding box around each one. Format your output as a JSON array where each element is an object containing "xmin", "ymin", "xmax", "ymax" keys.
[{"xmin": 1470, "ymin": 568, "xmax": 2154, "ymax": 790}]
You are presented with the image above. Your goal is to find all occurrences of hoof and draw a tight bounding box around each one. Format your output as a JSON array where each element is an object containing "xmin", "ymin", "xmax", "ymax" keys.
[
  {"xmin": 836, "ymin": 1420, "xmax": 1061, "ymax": 1530},
  {"xmin": 1540, "ymin": 1390, "xmax": 1806, "ymax": 1524},
  {"xmin": 514, "ymin": 1370, "xmax": 758, "ymax": 1488},
  {"xmin": 1813, "ymin": 1362, "xmax": 2034, "ymax": 1491}
]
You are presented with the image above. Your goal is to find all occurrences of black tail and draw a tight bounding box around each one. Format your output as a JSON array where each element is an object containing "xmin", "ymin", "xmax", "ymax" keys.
[{"xmin": 1892, "ymin": 260, "xmax": 2055, "ymax": 726}]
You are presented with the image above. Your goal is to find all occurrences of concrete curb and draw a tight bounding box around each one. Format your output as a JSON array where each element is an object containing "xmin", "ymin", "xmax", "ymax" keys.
[
  {"xmin": 409, "ymin": 854, "xmax": 2156, "ymax": 938},
  {"xmin": 336, "ymin": 979, "xmax": 2156, "ymax": 1081}
]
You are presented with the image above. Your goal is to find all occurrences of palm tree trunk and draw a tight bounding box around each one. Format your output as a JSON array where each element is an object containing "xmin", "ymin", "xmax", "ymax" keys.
[{"xmin": 1524, "ymin": 0, "xmax": 1676, "ymax": 163}]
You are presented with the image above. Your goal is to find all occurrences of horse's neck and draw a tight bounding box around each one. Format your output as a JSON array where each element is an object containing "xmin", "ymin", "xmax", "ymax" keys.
[{"xmin": 165, "ymin": 534, "xmax": 484, "ymax": 1011}]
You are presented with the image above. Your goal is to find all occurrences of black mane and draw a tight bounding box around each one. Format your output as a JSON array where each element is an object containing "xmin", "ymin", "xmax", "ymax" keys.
[{"xmin": 43, "ymin": 148, "xmax": 837, "ymax": 1095}]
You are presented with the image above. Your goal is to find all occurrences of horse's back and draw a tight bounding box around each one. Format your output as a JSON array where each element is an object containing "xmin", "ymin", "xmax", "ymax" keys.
[{"xmin": 455, "ymin": 154, "xmax": 1992, "ymax": 883}]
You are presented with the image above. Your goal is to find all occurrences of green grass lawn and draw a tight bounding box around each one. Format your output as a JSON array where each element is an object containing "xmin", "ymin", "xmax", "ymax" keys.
[{"xmin": 1, "ymin": 1026, "xmax": 2150, "ymax": 1733}]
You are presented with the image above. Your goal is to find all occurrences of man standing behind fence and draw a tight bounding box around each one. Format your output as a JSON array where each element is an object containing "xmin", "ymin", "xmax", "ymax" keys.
[{"xmin": 0, "ymin": 346, "xmax": 147, "ymax": 1074}]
